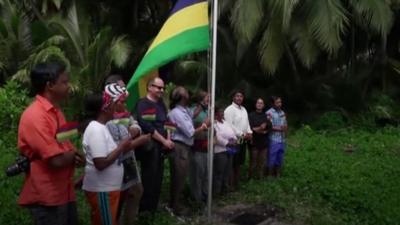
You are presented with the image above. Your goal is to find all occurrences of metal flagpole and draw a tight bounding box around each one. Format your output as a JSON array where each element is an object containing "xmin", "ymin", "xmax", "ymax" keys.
[{"xmin": 207, "ymin": 0, "xmax": 218, "ymax": 221}]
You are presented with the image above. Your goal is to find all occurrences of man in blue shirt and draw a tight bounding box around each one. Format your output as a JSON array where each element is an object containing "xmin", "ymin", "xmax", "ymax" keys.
[
  {"xmin": 266, "ymin": 96, "xmax": 288, "ymax": 177},
  {"xmin": 167, "ymin": 86, "xmax": 207, "ymax": 215}
]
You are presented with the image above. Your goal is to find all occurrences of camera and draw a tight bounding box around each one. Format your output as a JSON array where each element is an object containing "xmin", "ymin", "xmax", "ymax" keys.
[{"xmin": 5, "ymin": 155, "xmax": 30, "ymax": 177}]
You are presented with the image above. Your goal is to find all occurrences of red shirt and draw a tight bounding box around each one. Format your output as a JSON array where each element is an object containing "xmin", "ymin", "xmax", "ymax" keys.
[{"xmin": 17, "ymin": 95, "xmax": 76, "ymax": 206}]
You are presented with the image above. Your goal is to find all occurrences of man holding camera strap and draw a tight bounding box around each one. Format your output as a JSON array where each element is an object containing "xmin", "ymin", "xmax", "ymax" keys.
[{"xmin": 17, "ymin": 63, "xmax": 84, "ymax": 225}]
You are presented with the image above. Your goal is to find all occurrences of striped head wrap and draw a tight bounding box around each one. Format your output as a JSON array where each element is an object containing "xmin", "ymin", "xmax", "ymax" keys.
[{"xmin": 102, "ymin": 83, "xmax": 128, "ymax": 110}]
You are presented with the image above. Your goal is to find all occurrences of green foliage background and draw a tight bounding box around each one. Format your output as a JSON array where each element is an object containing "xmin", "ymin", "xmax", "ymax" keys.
[
  {"xmin": 1, "ymin": 81, "xmax": 399, "ymax": 225},
  {"xmin": 1, "ymin": 0, "xmax": 400, "ymax": 224}
]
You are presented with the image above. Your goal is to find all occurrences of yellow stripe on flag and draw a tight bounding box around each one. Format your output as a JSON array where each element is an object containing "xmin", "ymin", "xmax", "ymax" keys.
[{"xmin": 146, "ymin": 2, "xmax": 208, "ymax": 53}]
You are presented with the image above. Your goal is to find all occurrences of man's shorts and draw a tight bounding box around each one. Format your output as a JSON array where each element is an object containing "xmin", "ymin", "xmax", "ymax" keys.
[{"xmin": 267, "ymin": 142, "xmax": 285, "ymax": 168}]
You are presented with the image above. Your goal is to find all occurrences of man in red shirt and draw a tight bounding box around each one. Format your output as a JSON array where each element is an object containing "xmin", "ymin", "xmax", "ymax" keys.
[{"xmin": 17, "ymin": 63, "xmax": 84, "ymax": 225}]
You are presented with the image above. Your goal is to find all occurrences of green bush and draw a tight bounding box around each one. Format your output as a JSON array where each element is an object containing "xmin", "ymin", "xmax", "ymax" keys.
[
  {"xmin": 0, "ymin": 81, "xmax": 32, "ymax": 225},
  {"xmin": 311, "ymin": 111, "xmax": 346, "ymax": 130},
  {"xmin": 0, "ymin": 81, "xmax": 31, "ymax": 150}
]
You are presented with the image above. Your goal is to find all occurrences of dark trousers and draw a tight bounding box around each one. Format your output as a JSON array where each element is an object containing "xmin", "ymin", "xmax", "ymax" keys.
[
  {"xmin": 213, "ymin": 152, "xmax": 232, "ymax": 195},
  {"xmin": 231, "ymin": 142, "xmax": 247, "ymax": 187},
  {"xmin": 189, "ymin": 150, "xmax": 208, "ymax": 202},
  {"xmin": 248, "ymin": 147, "xmax": 267, "ymax": 179},
  {"xmin": 27, "ymin": 202, "xmax": 78, "ymax": 225},
  {"xmin": 169, "ymin": 142, "xmax": 190, "ymax": 211},
  {"xmin": 136, "ymin": 143, "xmax": 164, "ymax": 212}
]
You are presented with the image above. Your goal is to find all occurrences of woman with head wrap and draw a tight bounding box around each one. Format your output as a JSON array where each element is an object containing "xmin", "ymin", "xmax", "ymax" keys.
[{"xmin": 81, "ymin": 84, "xmax": 149, "ymax": 225}]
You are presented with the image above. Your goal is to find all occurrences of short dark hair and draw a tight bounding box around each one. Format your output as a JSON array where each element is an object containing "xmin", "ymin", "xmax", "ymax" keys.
[
  {"xmin": 84, "ymin": 94, "xmax": 103, "ymax": 120},
  {"xmin": 214, "ymin": 103, "xmax": 226, "ymax": 114},
  {"xmin": 194, "ymin": 90, "xmax": 208, "ymax": 103},
  {"xmin": 270, "ymin": 96, "xmax": 281, "ymax": 105},
  {"xmin": 169, "ymin": 86, "xmax": 186, "ymax": 109},
  {"xmin": 231, "ymin": 89, "xmax": 245, "ymax": 99},
  {"xmin": 104, "ymin": 74, "xmax": 123, "ymax": 85},
  {"xmin": 30, "ymin": 63, "xmax": 66, "ymax": 95},
  {"xmin": 80, "ymin": 93, "xmax": 103, "ymax": 133}
]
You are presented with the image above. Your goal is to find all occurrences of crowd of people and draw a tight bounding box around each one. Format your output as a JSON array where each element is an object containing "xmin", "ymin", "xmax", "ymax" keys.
[{"xmin": 16, "ymin": 62, "xmax": 288, "ymax": 225}]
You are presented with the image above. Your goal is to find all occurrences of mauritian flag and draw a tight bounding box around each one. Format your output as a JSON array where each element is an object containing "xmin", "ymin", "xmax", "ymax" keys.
[
  {"xmin": 164, "ymin": 120, "xmax": 177, "ymax": 133},
  {"xmin": 126, "ymin": 0, "xmax": 209, "ymax": 110},
  {"xmin": 111, "ymin": 112, "xmax": 131, "ymax": 126},
  {"xmin": 56, "ymin": 122, "xmax": 79, "ymax": 142},
  {"xmin": 141, "ymin": 108, "xmax": 157, "ymax": 121}
]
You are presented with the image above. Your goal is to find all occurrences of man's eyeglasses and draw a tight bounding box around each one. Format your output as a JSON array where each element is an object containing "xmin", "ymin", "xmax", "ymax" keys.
[{"xmin": 151, "ymin": 84, "xmax": 164, "ymax": 90}]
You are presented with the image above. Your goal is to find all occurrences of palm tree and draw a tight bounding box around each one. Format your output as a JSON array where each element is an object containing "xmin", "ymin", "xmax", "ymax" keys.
[
  {"xmin": 219, "ymin": 0, "xmax": 398, "ymax": 112},
  {"xmin": 0, "ymin": 0, "xmax": 69, "ymax": 84},
  {"xmin": 48, "ymin": 2, "xmax": 131, "ymax": 93}
]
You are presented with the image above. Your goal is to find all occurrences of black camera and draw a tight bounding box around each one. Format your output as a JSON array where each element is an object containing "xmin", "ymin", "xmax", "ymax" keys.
[{"xmin": 5, "ymin": 155, "xmax": 30, "ymax": 177}]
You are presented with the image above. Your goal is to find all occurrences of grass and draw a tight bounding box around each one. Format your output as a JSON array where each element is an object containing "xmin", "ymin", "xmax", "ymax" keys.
[
  {"xmin": 220, "ymin": 126, "xmax": 400, "ymax": 225},
  {"xmin": 1, "ymin": 126, "xmax": 400, "ymax": 225}
]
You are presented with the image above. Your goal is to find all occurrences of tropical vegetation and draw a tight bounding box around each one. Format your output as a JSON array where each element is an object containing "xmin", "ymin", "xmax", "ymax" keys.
[{"xmin": 1, "ymin": 0, "xmax": 400, "ymax": 224}]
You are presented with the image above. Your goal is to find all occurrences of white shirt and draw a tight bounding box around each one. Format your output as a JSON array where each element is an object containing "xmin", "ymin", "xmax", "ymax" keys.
[
  {"xmin": 214, "ymin": 120, "xmax": 237, "ymax": 154},
  {"xmin": 224, "ymin": 102, "xmax": 252, "ymax": 137},
  {"xmin": 82, "ymin": 121, "xmax": 123, "ymax": 192}
]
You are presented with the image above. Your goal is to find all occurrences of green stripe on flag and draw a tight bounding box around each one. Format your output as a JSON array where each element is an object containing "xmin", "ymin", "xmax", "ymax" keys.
[{"xmin": 126, "ymin": 25, "xmax": 209, "ymax": 110}]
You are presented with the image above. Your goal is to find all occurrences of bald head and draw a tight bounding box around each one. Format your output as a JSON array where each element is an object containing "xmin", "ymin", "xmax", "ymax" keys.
[{"xmin": 147, "ymin": 77, "xmax": 165, "ymax": 100}]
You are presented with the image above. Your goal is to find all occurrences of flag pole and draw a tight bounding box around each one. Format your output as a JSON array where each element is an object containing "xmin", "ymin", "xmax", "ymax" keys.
[{"xmin": 207, "ymin": 0, "xmax": 218, "ymax": 221}]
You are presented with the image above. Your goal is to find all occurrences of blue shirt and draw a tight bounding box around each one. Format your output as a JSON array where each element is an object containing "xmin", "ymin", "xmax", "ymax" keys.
[
  {"xmin": 266, "ymin": 108, "xmax": 287, "ymax": 143},
  {"xmin": 168, "ymin": 105, "xmax": 195, "ymax": 146}
]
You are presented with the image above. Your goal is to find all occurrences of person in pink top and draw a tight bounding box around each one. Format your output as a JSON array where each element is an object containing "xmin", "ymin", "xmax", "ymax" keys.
[{"xmin": 213, "ymin": 106, "xmax": 237, "ymax": 195}]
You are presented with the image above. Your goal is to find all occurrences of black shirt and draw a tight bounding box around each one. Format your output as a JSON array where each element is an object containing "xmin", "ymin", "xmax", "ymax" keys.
[
  {"xmin": 249, "ymin": 111, "xmax": 270, "ymax": 149},
  {"xmin": 134, "ymin": 97, "xmax": 168, "ymax": 137}
]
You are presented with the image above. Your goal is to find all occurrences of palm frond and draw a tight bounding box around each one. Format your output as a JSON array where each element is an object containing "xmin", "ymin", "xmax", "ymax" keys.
[
  {"xmin": 33, "ymin": 35, "xmax": 65, "ymax": 51},
  {"xmin": 110, "ymin": 36, "xmax": 131, "ymax": 68},
  {"xmin": 48, "ymin": 1, "xmax": 86, "ymax": 65},
  {"xmin": 266, "ymin": 0, "xmax": 299, "ymax": 32},
  {"xmin": 219, "ymin": 0, "xmax": 236, "ymax": 18},
  {"xmin": 0, "ymin": 60, "xmax": 6, "ymax": 73},
  {"xmin": 12, "ymin": 46, "xmax": 70, "ymax": 83},
  {"xmin": 349, "ymin": 0, "xmax": 393, "ymax": 36},
  {"xmin": 230, "ymin": 0, "xmax": 264, "ymax": 44},
  {"xmin": 304, "ymin": 0, "xmax": 349, "ymax": 55},
  {"xmin": 11, "ymin": 69, "xmax": 30, "ymax": 83},
  {"xmin": 32, "ymin": 45, "xmax": 70, "ymax": 68},
  {"xmin": 86, "ymin": 27, "xmax": 113, "ymax": 90},
  {"xmin": 258, "ymin": 18, "xmax": 285, "ymax": 75},
  {"xmin": 18, "ymin": 13, "xmax": 33, "ymax": 52},
  {"xmin": 175, "ymin": 59, "xmax": 207, "ymax": 76},
  {"xmin": 51, "ymin": 0, "xmax": 62, "ymax": 9},
  {"xmin": 0, "ymin": 19, "xmax": 7, "ymax": 38},
  {"xmin": 388, "ymin": 57, "xmax": 400, "ymax": 74},
  {"xmin": 290, "ymin": 21, "xmax": 320, "ymax": 68},
  {"xmin": 1, "ymin": 0, "xmax": 32, "ymax": 52}
]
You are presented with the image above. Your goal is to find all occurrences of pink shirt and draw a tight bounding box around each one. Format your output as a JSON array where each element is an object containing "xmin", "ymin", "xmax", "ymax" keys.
[{"xmin": 214, "ymin": 120, "xmax": 237, "ymax": 154}]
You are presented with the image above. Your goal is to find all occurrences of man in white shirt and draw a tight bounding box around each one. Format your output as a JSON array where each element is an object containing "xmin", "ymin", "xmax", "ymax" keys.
[{"xmin": 224, "ymin": 90, "xmax": 252, "ymax": 188}]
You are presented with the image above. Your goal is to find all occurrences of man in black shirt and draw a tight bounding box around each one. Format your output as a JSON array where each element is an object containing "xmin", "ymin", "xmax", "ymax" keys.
[{"xmin": 134, "ymin": 77, "xmax": 174, "ymax": 212}]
